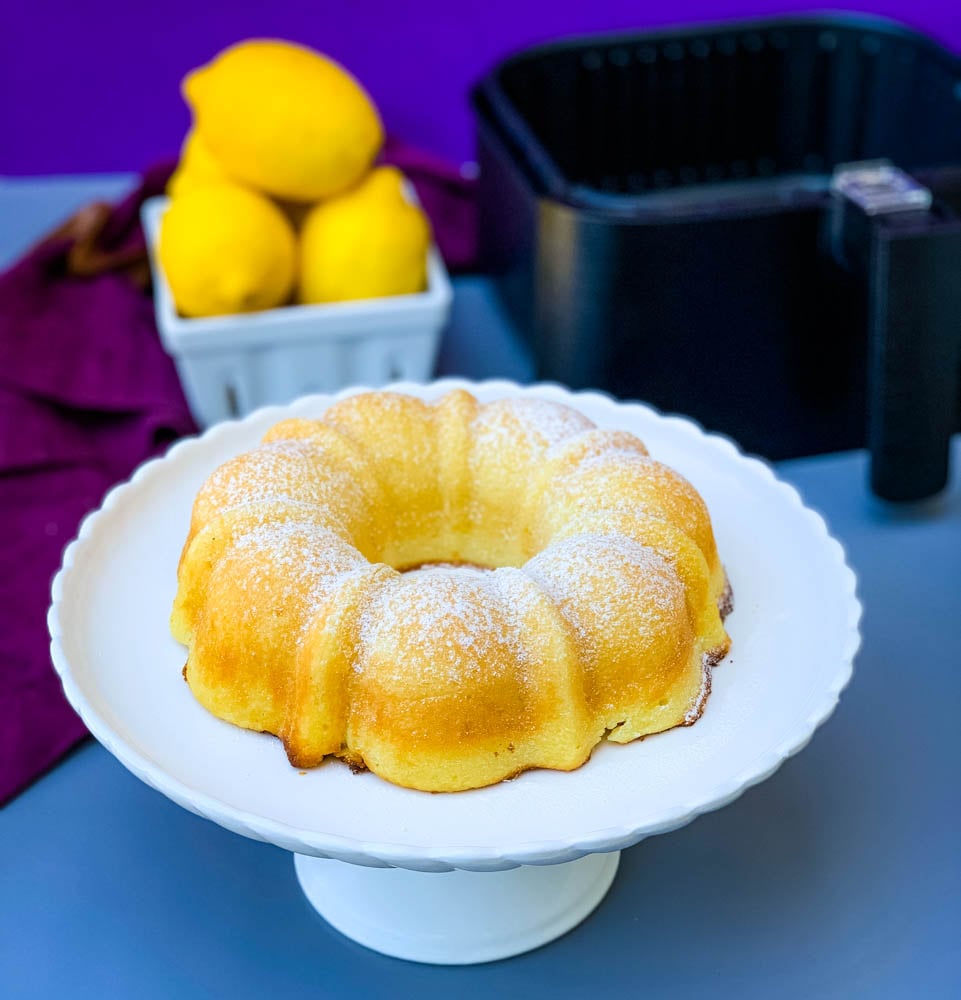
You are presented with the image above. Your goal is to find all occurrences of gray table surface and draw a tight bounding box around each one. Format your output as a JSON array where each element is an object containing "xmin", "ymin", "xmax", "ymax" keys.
[{"xmin": 1, "ymin": 177, "xmax": 959, "ymax": 999}]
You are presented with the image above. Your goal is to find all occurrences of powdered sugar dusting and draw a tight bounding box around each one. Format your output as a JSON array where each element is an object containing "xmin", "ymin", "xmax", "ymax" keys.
[
  {"xmin": 685, "ymin": 656, "xmax": 713, "ymax": 724},
  {"xmin": 523, "ymin": 533, "xmax": 684, "ymax": 652},
  {"xmin": 359, "ymin": 570, "xmax": 506, "ymax": 685},
  {"xmin": 494, "ymin": 398, "xmax": 594, "ymax": 445},
  {"xmin": 570, "ymin": 444, "xmax": 653, "ymax": 471},
  {"xmin": 544, "ymin": 451, "xmax": 707, "ymax": 551},
  {"xmin": 200, "ymin": 441, "xmax": 318, "ymax": 507},
  {"xmin": 228, "ymin": 520, "xmax": 368, "ymax": 640},
  {"xmin": 356, "ymin": 563, "xmax": 549, "ymax": 690},
  {"xmin": 472, "ymin": 398, "xmax": 594, "ymax": 456},
  {"xmin": 195, "ymin": 439, "xmax": 372, "ymax": 534},
  {"xmin": 544, "ymin": 429, "xmax": 648, "ymax": 467}
]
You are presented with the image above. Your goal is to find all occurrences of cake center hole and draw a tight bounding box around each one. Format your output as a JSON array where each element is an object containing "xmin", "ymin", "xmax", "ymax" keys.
[{"xmin": 398, "ymin": 560, "xmax": 496, "ymax": 579}]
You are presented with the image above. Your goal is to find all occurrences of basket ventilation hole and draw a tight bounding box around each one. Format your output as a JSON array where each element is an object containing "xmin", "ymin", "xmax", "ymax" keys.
[
  {"xmin": 609, "ymin": 47, "xmax": 629, "ymax": 68},
  {"xmin": 224, "ymin": 384, "xmax": 239, "ymax": 417},
  {"xmin": 581, "ymin": 50, "xmax": 603, "ymax": 71}
]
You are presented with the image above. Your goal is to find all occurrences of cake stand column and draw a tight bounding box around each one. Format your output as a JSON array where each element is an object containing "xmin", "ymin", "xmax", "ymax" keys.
[{"xmin": 294, "ymin": 850, "xmax": 620, "ymax": 964}]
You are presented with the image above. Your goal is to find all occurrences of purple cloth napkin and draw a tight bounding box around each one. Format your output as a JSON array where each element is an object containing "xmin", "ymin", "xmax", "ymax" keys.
[
  {"xmin": 382, "ymin": 136, "xmax": 477, "ymax": 273},
  {"xmin": 0, "ymin": 147, "xmax": 476, "ymax": 806},
  {"xmin": 0, "ymin": 165, "xmax": 197, "ymax": 805}
]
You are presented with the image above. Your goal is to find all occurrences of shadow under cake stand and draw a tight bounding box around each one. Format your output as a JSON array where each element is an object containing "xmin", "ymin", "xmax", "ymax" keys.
[{"xmin": 48, "ymin": 379, "xmax": 861, "ymax": 965}]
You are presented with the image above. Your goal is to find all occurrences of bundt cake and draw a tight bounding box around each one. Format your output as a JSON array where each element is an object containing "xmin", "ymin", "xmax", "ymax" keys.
[{"xmin": 171, "ymin": 389, "xmax": 732, "ymax": 792}]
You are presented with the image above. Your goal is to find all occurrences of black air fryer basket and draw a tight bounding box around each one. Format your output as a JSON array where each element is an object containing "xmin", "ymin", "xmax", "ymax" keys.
[{"xmin": 473, "ymin": 14, "xmax": 961, "ymax": 500}]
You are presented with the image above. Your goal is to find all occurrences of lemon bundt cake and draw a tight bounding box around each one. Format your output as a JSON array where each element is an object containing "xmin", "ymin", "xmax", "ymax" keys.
[{"xmin": 171, "ymin": 390, "xmax": 732, "ymax": 791}]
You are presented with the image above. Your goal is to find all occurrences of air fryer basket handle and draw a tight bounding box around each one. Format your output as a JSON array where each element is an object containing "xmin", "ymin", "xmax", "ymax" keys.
[
  {"xmin": 828, "ymin": 162, "xmax": 961, "ymax": 501},
  {"xmin": 866, "ymin": 222, "xmax": 961, "ymax": 500}
]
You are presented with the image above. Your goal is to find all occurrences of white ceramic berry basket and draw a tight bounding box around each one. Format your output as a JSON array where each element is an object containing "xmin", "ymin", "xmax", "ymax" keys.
[
  {"xmin": 141, "ymin": 196, "xmax": 452, "ymax": 429},
  {"xmin": 48, "ymin": 379, "xmax": 861, "ymax": 965}
]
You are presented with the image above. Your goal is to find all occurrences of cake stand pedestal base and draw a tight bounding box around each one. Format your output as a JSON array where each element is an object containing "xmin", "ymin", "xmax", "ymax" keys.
[{"xmin": 294, "ymin": 850, "xmax": 620, "ymax": 964}]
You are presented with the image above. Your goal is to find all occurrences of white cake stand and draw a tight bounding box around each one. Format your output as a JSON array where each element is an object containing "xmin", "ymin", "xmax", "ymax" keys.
[{"xmin": 48, "ymin": 379, "xmax": 861, "ymax": 965}]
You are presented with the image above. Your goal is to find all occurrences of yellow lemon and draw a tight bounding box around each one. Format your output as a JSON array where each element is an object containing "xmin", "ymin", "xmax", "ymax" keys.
[
  {"xmin": 298, "ymin": 167, "xmax": 431, "ymax": 304},
  {"xmin": 166, "ymin": 128, "xmax": 231, "ymax": 198},
  {"xmin": 184, "ymin": 40, "xmax": 383, "ymax": 202},
  {"xmin": 158, "ymin": 183, "xmax": 297, "ymax": 317}
]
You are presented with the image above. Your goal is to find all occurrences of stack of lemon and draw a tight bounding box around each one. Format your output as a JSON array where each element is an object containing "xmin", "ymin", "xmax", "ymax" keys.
[{"xmin": 160, "ymin": 40, "xmax": 431, "ymax": 318}]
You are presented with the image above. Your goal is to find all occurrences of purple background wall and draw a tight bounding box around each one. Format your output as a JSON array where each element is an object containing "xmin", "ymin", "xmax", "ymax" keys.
[{"xmin": 2, "ymin": 1, "xmax": 958, "ymax": 175}]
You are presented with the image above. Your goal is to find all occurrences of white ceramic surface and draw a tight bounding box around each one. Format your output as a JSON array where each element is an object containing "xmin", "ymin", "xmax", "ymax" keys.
[
  {"xmin": 141, "ymin": 197, "xmax": 452, "ymax": 428},
  {"xmin": 294, "ymin": 851, "xmax": 620, "ymax": 964},
  {"xmin": 48, "ymin": 379, "xmax": 861, "ymax": 874}
]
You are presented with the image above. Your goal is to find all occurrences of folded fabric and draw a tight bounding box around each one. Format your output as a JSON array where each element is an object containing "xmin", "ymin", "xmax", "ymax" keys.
[
  {"xmin": 0, "ymin": 165, "xmax": 197, "ymax": 805},
  {"xmin": 0, "ymin": 147, "xmax": 476, "ymax": 805},
  {"xmin": 382, "ymin": 136, "xmax": 477, "ymax": 273}
]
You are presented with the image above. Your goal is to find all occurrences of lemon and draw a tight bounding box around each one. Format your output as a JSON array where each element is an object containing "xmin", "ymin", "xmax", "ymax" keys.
[
  {"xmin": 184, "ymin": 40, "xmax": 383, "ymax": 202},
  {"xmin": 166, "ymin": 128, "xmax": 231, "ymax": 198},
  {"xmin": 158, "ymin": 183, "xmax": 297, "ymax": 317},
  {"xmin": 298, "ymin": 167, "xmax": 431, "ymax": 304}
]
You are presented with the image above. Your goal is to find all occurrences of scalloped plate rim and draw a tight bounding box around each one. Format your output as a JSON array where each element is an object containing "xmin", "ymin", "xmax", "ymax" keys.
[{"xmin": 47, "ymin": 378, "xmax": 862, "ymax": 871}]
